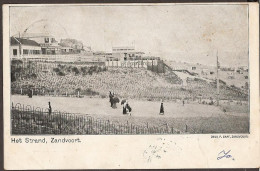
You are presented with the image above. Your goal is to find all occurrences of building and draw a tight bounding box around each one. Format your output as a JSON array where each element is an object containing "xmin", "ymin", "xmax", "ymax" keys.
[
  {"xmin": 60, "ymin": 46, "xmax": 73, "ymax": 54},
  {"xmin": 59, "ymin": 39, "xmax": 84, "ymax": 54},
  {"xmin": 21, "ymin": 33, "xmax": 61, "ymax": 55},
  {"xmin": 112, "ymin": 46, "xmax": 135, "ymax": 53},
  {"xmin": 20, "ymin": 33, "xmax": 86, "ymax": 55},
  {"xmin": 111, "ymin": 46, "xmax": 145, "ymax": 61},
  {"xmin": 10, "ymin": 37, "xmax": 41, "ymax": 58}
]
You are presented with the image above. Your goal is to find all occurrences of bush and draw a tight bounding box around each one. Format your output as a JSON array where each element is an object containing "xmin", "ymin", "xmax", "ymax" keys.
[
  {"xmin": 83, "ymin": 88, "xmax": 99, "ymax": 96},
  {"xmin": 15, "ymin": 67, "xmax": 22, "ymax": 73},
  {"xmin": 208, "ymin": 101, "xmax": 214, "ymax": 105},
  {"xmin": 53, "ymin": 68, "xmax": 60, "ymax": 73},
  {"xmin": 11, "ymin": 73, "xmax": 16, "ymax": 82},
  {"xmin": 66, "ymin": 66, "xmax": 72, "ymax": 72},
  {"xmin": 80, "ymin": 67, "xmax": 87, "ymax": 74},
  {"xmin": 31, "ymin": 73, "xmax": 37, "ymax": 79},
  {"xmin": 72, "ymin": 67, "xmax": 79, "ymax": 75},
  {"xmin": 98, "ymin": 67, "xmax": 102, "ymax": 72},
  {"xmin": 57, "ymin": 71, "xmax": 65, "ymax": 76},
  {"xmin": 88, "ymin": 70, "xmax": 93, "ymax": 75}
]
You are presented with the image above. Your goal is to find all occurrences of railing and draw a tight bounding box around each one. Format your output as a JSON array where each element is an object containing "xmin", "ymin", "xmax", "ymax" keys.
[
  {"xmin": 11, "ymin": 87, "xmax": 195, "ymax": 100},
  {"xmin": 11, "ymin": 55, "xmax": 106, "ymax": 62},
  {"xmin": 11, "ymin": 103, "xmax": 185, "ymax": 135}
]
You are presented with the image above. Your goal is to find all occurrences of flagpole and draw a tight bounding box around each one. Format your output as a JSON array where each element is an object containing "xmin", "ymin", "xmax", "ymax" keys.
[{"xmin": 216, "ymin": 50, "xmax": 219, "ymax": 106}]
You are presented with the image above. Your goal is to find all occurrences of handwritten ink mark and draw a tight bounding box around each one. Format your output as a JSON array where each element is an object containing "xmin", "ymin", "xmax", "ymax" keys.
[{"xmin": 217, "ymin": 150, "xmax": 234, "ymax": 160}]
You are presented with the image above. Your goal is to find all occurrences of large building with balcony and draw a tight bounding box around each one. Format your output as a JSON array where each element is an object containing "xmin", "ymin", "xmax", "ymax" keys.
[{"xmin": 21, "ymin": 33, "xmax": 62, "ymax": 55}]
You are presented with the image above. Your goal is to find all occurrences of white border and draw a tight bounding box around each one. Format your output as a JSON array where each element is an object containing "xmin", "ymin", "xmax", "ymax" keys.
[{"xmin": 3, "ymin": 3, "xmax": 259, "ymax": 169}]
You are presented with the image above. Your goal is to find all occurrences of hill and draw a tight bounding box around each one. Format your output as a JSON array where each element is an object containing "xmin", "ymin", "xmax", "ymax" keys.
[{"xmin": 11, "ymin": 62, "xmax": 248, "ymax": 101}]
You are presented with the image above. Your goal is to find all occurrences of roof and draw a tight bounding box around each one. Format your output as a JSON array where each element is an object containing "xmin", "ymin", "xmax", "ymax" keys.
[
  {"xmin": 11, "ymin": 37, "xmax": 40, "ymax": 47},
  {"xmin": 20, "ymin": 32, "xmax": 54, "ymax": 38}
]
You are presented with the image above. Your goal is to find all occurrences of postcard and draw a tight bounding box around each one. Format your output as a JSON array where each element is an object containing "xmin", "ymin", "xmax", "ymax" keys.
[{"xmin": 3, "ymin": 3, "xmax": 259, "ymax": 169}]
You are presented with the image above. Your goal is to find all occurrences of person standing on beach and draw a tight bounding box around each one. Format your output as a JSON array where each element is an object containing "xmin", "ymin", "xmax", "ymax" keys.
[
  {"xmin": 28, "ymin": 89, "xmax": 33, "ymax": 98},
  {"xmin": 126, "ymin": 101, "xmax": 132, "ymax": 116},
  {"xmin": 109, "ymin": 91, "xmax": 114, "ymax": 107},
  {"xmin": 123, "ymin": 101, "xmax": 127, "ymax": 114},
  {"xmin": 48, "ymin": 102, "xmax": 52, "ymax": 115},
  {"xmin": 159, "ymin": 99, "xmax": 164, "ymax": 115}
]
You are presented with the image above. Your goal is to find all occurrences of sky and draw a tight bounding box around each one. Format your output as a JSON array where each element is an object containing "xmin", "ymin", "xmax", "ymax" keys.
[{"xmin": 10, "ymin": 4, "xmax": 249, "ymax": 67}]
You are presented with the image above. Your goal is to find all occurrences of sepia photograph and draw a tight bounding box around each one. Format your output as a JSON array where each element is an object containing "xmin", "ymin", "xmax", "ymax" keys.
[
  {"xmin": 9, "ymin": 4, "xmax": 250, "ymax": 135},
  {"xmin": 3, "ymin": 3, "xmax": 259, "ymax": 170}
]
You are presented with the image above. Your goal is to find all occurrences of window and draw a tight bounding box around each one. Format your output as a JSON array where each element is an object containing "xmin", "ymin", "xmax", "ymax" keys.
[
  {"xmin": 51, "ymin": 38, "xmax": 55, "ymax": 43},
  {"xmin": 13, "ymin": 49, "xmax": 17, "ymax": 56},
  {"xmin": 33, "ymin": 50, "xmax": 39, "ymax": 54},
  {"xmin": 23, "ymin": 49, "xmax": 29, "ymax": 55},
  {"xmin": 45, "ymin": 38, "xmax": 49, "ymax": 43}
]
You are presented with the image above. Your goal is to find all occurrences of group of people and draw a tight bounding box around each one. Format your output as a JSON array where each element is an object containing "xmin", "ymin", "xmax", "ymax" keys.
[
  {"xmin": 109, "ymin": 91, "xmax": 132, "ymax": 115},
  {"xmin": 108, "ymin": 91, "xmax": 167, "ymax": 116}
]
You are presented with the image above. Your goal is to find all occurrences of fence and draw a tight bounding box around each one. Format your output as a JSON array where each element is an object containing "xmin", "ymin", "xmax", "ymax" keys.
[
  {"xmin": 105, "ymin": 60, "xmax": 165, "ymax": 73},
  {"xmin": 11, "ymin": 103, "xmax": 188, "ymax": 135},
  {"xmin": 11, "ymin": 87, "xmax": 89, "ymax": 98},
  {"xmin": 11, "ymin": 87, "xmax": 198, "ymax": 101},
  {"xmin": 11, "ymin": 55, "xmax": 106, "ymax": 62}
]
